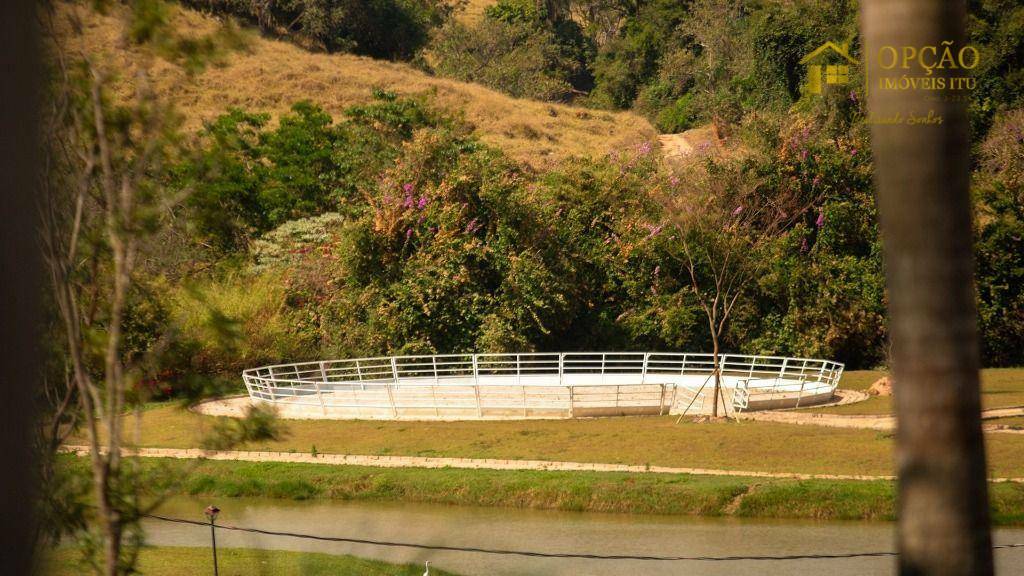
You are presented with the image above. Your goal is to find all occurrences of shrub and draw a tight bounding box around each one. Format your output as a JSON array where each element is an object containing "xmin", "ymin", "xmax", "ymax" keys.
[
  {"xmin": 975, "ymin": 109, "xmax": 1024, "ymax": 366},
  {"xmin": 427, "ymin": 18, "xmax": 576, "ymax": 102},
  {"xmin": 251, "ymin": 213, "xmax": 347, "ymax": 270},
  {"xmin": 169, "ymin": 272, "xmax": 318, "ymax": 372},
  {"xmin": 183, "ymin": 93, "xmax": 446, "ymax": 252},
  {"xmin": 252, "ymin": 124, "xmax": 668, "ymax": 357}
]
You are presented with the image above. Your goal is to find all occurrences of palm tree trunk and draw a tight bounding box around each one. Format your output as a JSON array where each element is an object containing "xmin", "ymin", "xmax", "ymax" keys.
[{"xmin": 862, "ymin": 1, "xmax": 993, "ymax": 574}]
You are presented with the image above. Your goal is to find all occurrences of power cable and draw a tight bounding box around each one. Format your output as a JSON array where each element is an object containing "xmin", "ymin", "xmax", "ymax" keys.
[{"xmin": 141, "ymin": 512, "xmax": 1024, "ymax": 562}]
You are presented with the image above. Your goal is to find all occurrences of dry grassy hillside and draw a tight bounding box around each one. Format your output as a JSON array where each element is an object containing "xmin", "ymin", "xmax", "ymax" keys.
[
  {"xmin": 456, "ymin": 0, "xmax": 497, "ymax": 23},
  {"xmin": 55, "ymin": 2, "xmax": 655, "ymax": 167}
]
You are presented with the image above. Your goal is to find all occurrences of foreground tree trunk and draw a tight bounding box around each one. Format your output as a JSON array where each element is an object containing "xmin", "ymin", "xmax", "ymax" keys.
[
  {"xmin": 0, "ymin": 0, "xmax": 40, "ymax": 573},
  {"xmin": 862, "ymin": 1, "xmax": 993, "ymax": 574}
]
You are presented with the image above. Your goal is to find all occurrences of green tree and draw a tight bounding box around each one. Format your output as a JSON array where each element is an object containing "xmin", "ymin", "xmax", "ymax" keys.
[
  {"xmin": 428, "ymin": 17, "xmax": 578, "ymax": 101},
  {"xmin": 184, "ymin": 93, "xmax": 444, "ymax": 251},
  {"xmin": 975, "ymin": 109, "xmax": 1024, "ymax": 366},
  {"xmin": 181, "ymin": 0, "xmax": 453, "ymax": 59}
]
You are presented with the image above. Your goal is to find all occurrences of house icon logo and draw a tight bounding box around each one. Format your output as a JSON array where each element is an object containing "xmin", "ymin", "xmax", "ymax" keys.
[{"xmin": 800, "ymin": 41, "xmax": 858, "ymax": 95}]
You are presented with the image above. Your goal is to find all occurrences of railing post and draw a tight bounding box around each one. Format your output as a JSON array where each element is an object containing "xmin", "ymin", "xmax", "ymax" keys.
[
  {"xmin": 267, "ymin": 366, "xmax": 277, "ymax": 402},
  {"xmin": 601, "ymin": 353, "xmax": 606, "ymax": 385},
  {"xmin": 559, "ymin": 353, "xmax": 565, "ymax": 386},
  {"xmin": 795, "ymin": 376, "xmax": 807, "ymax": 408},
  {"xmin": 356, "ymin": 359, "xmax": 365, "ymax": 390},
  {"xmin": 472, "ymin": 355, "xmax": 482, "ymax": 417},
  {"xmin": 388, "ymin": 357, "xmax": 399, "ymax": 417},
  {"xmin": 734, "ymin": 378, "xmax": 750, "ymax": 412},
  {"xmin": 719, "ymin": 354, "xmax": 728, "ymax": 414},
  {"xmin": 385, "ymin": 383, "xmax": 398, "ymax": 418},
  {"xmin": 316, "ymin": 361, "xmax": 328, "ymax": 414},
  {"xmin": 641, "ymin": 353, "xmax": 649, "ymax": 385},
  {"xmin": 432, "ymin": 356, "xmax": 438, "ymax": 384},
  {"xmin": 242, "ymin": 374, "xmax": 253, "ymax": 399}
]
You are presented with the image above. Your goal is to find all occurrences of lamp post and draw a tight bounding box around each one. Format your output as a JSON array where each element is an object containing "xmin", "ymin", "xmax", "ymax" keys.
[{"xmin": 204, "ymin": 505, "xmax": 220, "ymax": 576}]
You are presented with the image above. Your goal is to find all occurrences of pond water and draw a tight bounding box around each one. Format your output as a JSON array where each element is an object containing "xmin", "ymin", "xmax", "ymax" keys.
[{"xmin": 145, "ymin": 496, "xmax": 1024, "ymax": 576}]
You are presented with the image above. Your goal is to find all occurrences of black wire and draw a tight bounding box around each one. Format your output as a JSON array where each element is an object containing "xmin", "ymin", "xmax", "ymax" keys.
[{"xmin": 140, "ymin": 512, "xmax": 1024, "ymax": 562}]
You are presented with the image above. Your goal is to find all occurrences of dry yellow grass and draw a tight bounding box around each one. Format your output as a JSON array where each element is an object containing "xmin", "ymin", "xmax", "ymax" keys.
[
  {"xmin": 54, "ymin": 1, "xmax": 655, "ymax": 168},
  {"xmin": 455, "ymin": 0, "xmax": 497, "ymax": 24}
]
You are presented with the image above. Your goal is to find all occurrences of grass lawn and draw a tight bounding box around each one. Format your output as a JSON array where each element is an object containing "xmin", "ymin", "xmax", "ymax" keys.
[
  {"xmin": 57, "ymin": 456, "xmax": 1024, "ymax": 525},
  {"xmin": 810, "ymin": 368, "xmax": 1024, "ymax": 415},
  {"xmin": 81, "ymin": 401, "xmax": 1024, "ymax": 479},
  {"xmin": 45, "ymin": 545, "xmax": 459, "ymax": 576}
]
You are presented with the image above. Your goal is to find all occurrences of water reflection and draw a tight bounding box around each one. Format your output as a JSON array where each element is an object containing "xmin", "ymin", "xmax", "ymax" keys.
[{"xmin": 145, "ymin": 497, "xmax": 1024, "ymax": 576}]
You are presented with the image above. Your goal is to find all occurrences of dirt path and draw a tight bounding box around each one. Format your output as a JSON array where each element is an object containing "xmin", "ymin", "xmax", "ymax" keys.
[
  {"xmin": 58, "ymin": 444, "xmax": 1024, "ymax": 483},
  {"xmin": 657, "ymin": 126, "xmax": 719, "ymax": 163},
  {"xmin": 738, "ymin": 405, "xmax": 1024, "ymax": 432},
  {"xmin": 63, "ymin": 445, "xmax": 897, "ymax": 481}
]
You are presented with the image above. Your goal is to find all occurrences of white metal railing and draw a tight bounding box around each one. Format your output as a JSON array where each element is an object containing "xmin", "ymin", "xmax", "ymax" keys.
[{"xmin": 241, "ymin": 352, "xmax": 844, "ymax": 417}]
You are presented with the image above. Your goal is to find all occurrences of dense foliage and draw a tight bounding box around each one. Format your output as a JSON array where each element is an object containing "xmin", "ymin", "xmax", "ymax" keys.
[
  {"xmin": 181, "ymin": 0, "xmax": 453, "ymax": 58},
  {"xmin": 426, "ymin": 0, "xmax": 593, "ymax": 101},
  {"xmin": 420, "ymin": 0, "xmax": 1024, "ymax": 139},
  {"xmin": 126, "ymin": 1, "xmax": 1024, "ymax": 376},
  {"xmin": 181, "ymin": 91, "xmax": 446, "ymax": 251},
  {"xmin": 427, "ymin": 17, "xmax": 580, "ymax": 101},
  {"xmin": 168, "ymin": 84, "xmax": 1024, "ymax": 372},
  {"xmin": 974, "ymin": 109, "xmax": 1024, "ymax": 366},
  {"xmin": 177, "ymin": 0, "xmax": 1024, "ymax": 138}
]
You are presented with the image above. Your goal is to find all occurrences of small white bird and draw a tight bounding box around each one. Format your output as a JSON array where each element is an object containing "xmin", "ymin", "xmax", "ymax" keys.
[{"xmin": 423, "ymin": 560, "xmax": 431, "ymax": 576}]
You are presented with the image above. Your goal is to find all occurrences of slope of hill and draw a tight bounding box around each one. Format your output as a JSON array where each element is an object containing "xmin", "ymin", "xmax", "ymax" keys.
[
  {"xmin": 456, "ymin": 0, "xmax": 497, "ymax": 24},
  {"xmin": 55, "ymin": 1, "xmax": 656, "ymax": 167}
]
